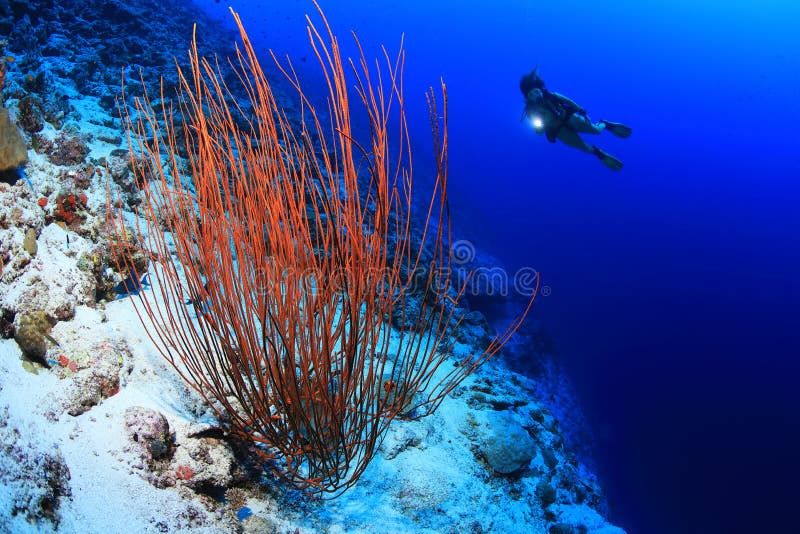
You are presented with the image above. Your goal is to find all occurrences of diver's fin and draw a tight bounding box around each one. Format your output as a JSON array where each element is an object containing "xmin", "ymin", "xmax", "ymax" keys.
[
  {"xmin": 593, "ymin": 146, "xmax": 624, "ymax": 171},
  {"xmin": 600, "ymin": 120, "xmax": 632, "ymax": 138}
]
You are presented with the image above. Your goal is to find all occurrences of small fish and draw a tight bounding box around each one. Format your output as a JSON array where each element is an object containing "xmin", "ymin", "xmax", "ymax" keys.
[
  {"xmin": 115, "ymin": 272, "xmax": 151, "ymax": 298},
  {"xmin": 17, "ymin": 168, "xmax": 37, "ymax": 194}
]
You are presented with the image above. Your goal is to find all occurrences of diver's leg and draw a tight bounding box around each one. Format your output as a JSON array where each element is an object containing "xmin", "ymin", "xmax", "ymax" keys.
[
  {"xmin": 567, "ymin": 114, "xmax": 605, "ymax": 134},
  {"xmin": 557, "ymin": 128, "xmax": 596, "ymax": 153},
  {"xmin": 569, "ymin": 114, "xmax": 633, "ymax": 138},
  {"xmin": 558, "ymin": 129, "xmax": 624, "ymax": 170}
]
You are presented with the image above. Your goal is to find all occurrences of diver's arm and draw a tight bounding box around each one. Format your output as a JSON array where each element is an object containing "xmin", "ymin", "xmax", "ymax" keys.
[{"xmin": 549, "ymin": 92, "xmax": 586, "ymax": 115}]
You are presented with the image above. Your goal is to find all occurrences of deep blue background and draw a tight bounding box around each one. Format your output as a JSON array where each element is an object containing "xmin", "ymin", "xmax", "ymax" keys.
[{"xmin": 195, "ymin": 1, "xmax": 800, "ymax": 532}]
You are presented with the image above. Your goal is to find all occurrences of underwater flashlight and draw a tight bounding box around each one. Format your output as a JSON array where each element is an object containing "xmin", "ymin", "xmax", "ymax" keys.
[{"xmin": 531, "ymin": 116, "xmax": 544, "ymax": 131}]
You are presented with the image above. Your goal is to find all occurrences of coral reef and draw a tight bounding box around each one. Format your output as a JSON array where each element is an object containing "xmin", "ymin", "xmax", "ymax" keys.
[
  {"xmin": 1, "ymin": 0, "xmax": 237, "ymax": 116},
  {"xmin": 479, "ymin": 411, "xmax": 537, "ymax": 475},
  {"xmin": 53, "ymin": 341, "xmax": 125, "ymax": 416},
  {"xmin": 0, "ymin": 0, "xmax": 626, "ymax": 532},
  {"xmin": 0, "ymin": 407, "xmax": 72, "ymax": 528},
  {"xmin": 125, "ymin": 406, "xmax": 175, "ymax": 469},
  {"xmin": 35, "ymin": 130, "xmax": 90, "ymax": 167},
  {"xmin": 16, "ymin": 95, "xmax": 44, "ymax": 134},
  {"xmin": 12, "ymin": 310, "xmax": 52, "ymax": 361}
]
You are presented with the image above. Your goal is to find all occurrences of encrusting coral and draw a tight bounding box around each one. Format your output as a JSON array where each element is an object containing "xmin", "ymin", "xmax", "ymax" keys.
[
  {"xmin": 0, "ymin": 46, "xmax": 27, "ymax": 171},
  {"xmin": 0, "ymin": 107, "xmax": 27, "ymax": 172}
]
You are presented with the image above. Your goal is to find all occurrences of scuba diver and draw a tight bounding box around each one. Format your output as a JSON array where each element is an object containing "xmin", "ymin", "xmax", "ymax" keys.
[{"xmin": 520, "ymin": 68, "xmax": 631, "ymax": 170}]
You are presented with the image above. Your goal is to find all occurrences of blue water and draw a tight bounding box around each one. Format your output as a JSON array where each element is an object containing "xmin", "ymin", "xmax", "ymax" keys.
[{"xmin": 195, "ymin": 1, "xmax": 800, "ymax": 532}]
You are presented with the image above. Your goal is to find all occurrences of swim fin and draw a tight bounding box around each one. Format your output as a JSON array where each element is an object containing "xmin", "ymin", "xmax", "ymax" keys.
[
  {"xmin": 593, "ymin": 146, "xmax": 624, "ymax": 171},
  {"xmin": 600, "ymin": 120, "xmax": 632, "ymax": 138}
]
